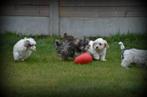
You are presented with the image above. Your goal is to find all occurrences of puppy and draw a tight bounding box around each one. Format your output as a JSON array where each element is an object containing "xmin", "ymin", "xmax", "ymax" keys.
[
  {"xmin": 118, "ymin": 42, "xmax": 147, "ymax": 69},
  {"xmin": 87, "ymin": 38, "xmax": 109, "ymax": 61},
  {"xmin": 55, "ymin": 39, "xmax": 75, "ymax": 60},
  {"xmin": 13, "ymin": 37, "xmax": 36, "ymax": 61},
  {"xmin": 55, "ymin": 33, "xmax": 89, "ymax": 60}
]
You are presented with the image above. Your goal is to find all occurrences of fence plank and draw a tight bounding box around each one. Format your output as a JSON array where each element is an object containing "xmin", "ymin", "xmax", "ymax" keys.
[
  {"xmin": 60, "ymin": 1, "xmax": 144, "ymax": 7},
  {"xmin": 60, "ymin": 6, "xmax": 146, "ymax": 17},
  {"xmin": 49, "ymin": 0, "xmax": 59, "ymax": 35},
  {"xmin": 1, "ymin": 5, "xmax": 49, "ymax": 16}
]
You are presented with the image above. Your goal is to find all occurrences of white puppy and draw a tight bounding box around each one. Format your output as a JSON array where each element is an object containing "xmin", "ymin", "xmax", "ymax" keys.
[
  {"xmin": 87, "ymin": 38, "xmax": 109, "ymax": 61},
  {"xmin": 118, "ymin": 42, "xmax": 147, "ymax": 69},
  {"xmin": 13, "ymin": 37, "xmax": 36, "ymax": 61}
]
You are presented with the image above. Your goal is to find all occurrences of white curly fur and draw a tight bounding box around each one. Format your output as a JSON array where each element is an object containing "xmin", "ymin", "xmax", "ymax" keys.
[
  {"xmin": 87, "ymin": 38, "xmax": 109, "ymax": 61},
  {"xmin": 118, "ymin": 41, "xmax": 147, "ymax": 69},
  {"xmin": 13, "ymin": 37, "xmax": 36, "ymax": 61}
]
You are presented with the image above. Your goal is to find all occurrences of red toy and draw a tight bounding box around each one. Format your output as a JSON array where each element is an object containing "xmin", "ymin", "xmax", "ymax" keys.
[{"xmin": 74, "ymin": 52, "xmax": 93, "ymax": 64}]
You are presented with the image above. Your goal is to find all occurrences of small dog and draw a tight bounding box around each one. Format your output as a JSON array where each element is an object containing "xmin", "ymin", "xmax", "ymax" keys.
[
  {"xmin": 118, "ymin": 41, "xmax": 147, "ymax": 69},
  {"xmin": 55, "ymin": 39, "xmax": 75, "ymax": 60},
  {"xmin": 55, "ymin": 33, "xmax": 89, "ymax": 60},
  {"xmin": 87, "ymin": 38, "xmax": 109, "ymax": 61},
  {"xmin": 13, "ymin": 37, "xmax": 36, "ymax": 61}
]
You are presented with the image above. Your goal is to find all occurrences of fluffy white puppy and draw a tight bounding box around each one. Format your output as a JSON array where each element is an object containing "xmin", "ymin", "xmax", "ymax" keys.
[
  {"xmin": 118, "ymin": 42, "xmax": 147, "ymax": 69},
  {"xmin": 13, "ymin": 37, "xmax": 36, "ymax": 61},
  {"xmin": 87, "ymin": 38, "xmax": 109, "ymax": 61}
]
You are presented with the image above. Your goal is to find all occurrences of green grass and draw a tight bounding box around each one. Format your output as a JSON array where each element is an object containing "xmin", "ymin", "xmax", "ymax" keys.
[{"xmin": 0, "ymin": 32, "xmax": 147, "ymax": 97}]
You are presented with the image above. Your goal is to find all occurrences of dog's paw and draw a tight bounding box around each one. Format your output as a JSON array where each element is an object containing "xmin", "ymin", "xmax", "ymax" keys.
[
  {"xmin": 21, "ymin": 59, "xmax": 25, "ymax": 61},
  {"xmin": 124, "ymin": 67, "xmax": 129, "ymax": 70},
  {"xmin": 121, "ymin": 65, "xmax": 129, "ymax": 70},
  {"xmin": 101, "ymin": 59, "xmax": 106, "ymax": 61}
]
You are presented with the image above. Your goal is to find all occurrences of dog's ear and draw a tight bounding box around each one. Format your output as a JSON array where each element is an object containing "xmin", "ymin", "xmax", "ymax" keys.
[
  {"xmin": 55, "ymin": 40, "xmax": 62, "ymax": 47},
  {"xmin": 63, "ymin": 32, "xmax": 74, "ymax": 41},
  {"xmin": 84, "ymin": 37, "xmax": 90, "ymax": 44},
  {"xmin": 104, "ymin": 40, "xmax": 109, "ymax": 48},
  {"xmin": 92, "ymin": 42, "xmax": 97, "ymax": 49},
  {"xmin": 63, "ymin": 32, "xmax": 67, "ymax": 37},
  {"xmin": 24, "ymin": 40, "xmax": 30, "ymax": 47}
]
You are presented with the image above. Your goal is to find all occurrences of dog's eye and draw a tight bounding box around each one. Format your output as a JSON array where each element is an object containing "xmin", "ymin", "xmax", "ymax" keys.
[
  {"xmin": 99, "ymin": 43, "xmax": 102, "ymax": 46},
  {"xmin": 29, "ymin": 44, "xmax": 34, "ymax": 46}
]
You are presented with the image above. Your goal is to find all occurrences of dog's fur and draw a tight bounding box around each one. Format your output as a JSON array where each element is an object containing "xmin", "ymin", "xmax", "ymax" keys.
[
  {"xmin": 13, "ymin": 37, "xmax": 36, "ymax": 61},
  {"xmin": 118, "ymin": 41, "xmax": 147, "ymax": 69},
  {"xmin": 87, "ymin": 38, "xmax": 109, "ymax": 61},
  {"xmin": 55, "ymin": 33, "xmax": 89, "ymax": 60}
]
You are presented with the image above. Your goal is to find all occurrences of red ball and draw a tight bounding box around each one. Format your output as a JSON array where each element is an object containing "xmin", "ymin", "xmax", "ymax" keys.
[{"xmin": 74, "ymin": 52, "xmax": 93, "ymax": 64}]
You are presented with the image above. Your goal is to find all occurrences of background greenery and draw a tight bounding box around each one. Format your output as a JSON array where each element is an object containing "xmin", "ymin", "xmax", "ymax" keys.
[{"xmin": 0, "ymin": 32, "xmax": 147, "ymax": 97}]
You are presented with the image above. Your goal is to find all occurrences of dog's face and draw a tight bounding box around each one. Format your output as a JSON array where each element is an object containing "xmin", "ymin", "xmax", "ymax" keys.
[
  {"xmin": 24, "ymin": 37, "xmax": 36, "ymax": 51},
  {"xmin": 93, "ymin": 38, "xmax": 109, "ymax": 52},
  {"xmin": 74, "ymin": 38, "xmax": 90, "ymax": 52},
  {"xmin": 55, "ymin": 40, "xmax": 75, "ymax": 60}
]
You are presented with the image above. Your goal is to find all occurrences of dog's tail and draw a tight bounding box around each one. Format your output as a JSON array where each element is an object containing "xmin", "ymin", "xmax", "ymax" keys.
[
  {"xmin": 118, "ymin": 41, "xmax": 125, "ymax": 50},
  {"xmin": 118, "ymin": 42, "xmax": 126, "ymax": 59}
]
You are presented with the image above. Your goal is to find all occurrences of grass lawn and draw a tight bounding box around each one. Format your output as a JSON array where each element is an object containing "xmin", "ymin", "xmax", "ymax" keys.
[{"xmin": 0, "ymin": 33, "xmax": 147, "ymax": 97}]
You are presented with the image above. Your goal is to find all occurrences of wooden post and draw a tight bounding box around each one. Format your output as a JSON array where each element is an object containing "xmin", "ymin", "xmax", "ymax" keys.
[{"xmin": 49, "ymin": 0, "xmax": 59, "ymax": 35}]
